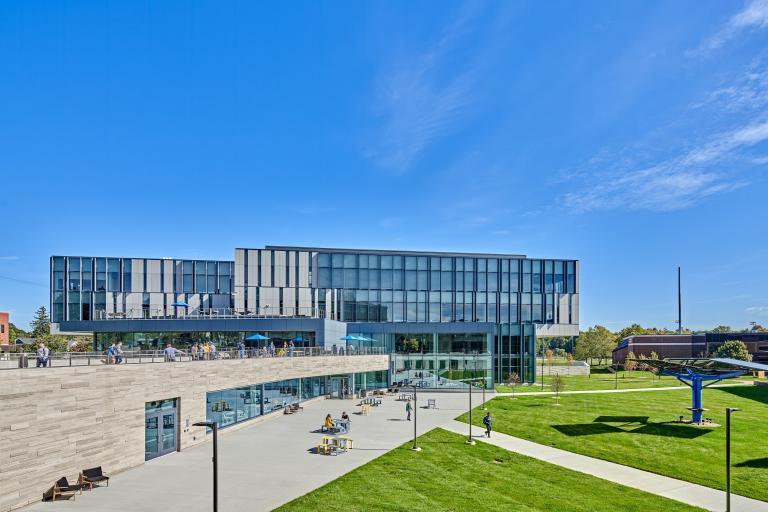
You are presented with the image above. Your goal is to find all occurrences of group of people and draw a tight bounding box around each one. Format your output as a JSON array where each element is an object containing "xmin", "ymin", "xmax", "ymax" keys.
[
  {"xmin": 324, "ymin": 411, "xmax": 351, "ymax": 433},
  {"xmin": 189, "ymin": 341, "xmax": 217, "ymax": 360},
  {"xmin": 106, "ymin": 342, "xmax": 125, "ymax": 364}
]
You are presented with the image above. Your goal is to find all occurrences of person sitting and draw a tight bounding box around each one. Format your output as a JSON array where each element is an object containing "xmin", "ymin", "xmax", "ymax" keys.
[
  {"xmin": 323, "ymin": 414, "xmax": 335, "ymax": 432},
  {"xmin": 341, "ymin": 411, "xmax": 350, "ymax": 421}
]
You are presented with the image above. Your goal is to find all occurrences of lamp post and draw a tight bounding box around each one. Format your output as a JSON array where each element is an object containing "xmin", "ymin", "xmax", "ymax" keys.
[
  {"xmin": 476, "ymin": 352, "xmax": 486, "ymax": 410},
  {"xmin": 540, "ymin": 341, "xmax": 545, "ymax": 390},
  {"xmin": 193, "ymin": 421, "xmax": 218, "ymax": 512},
  {"xmin": 466, "ymin": 353, "xmax": 475, "ymax": 445},
  {"xmin": 726, "ymin": 407, "xmax": 740, "ymax": 512},
  {"xmin": 411, "ymin": 385, "xmax": 421, "ymax": 451}
]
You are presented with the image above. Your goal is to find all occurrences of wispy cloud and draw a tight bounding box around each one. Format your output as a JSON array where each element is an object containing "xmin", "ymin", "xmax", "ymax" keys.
[
  {"xmin": 561, "ymin": 59, "xmax": 768, "ymax": 213},
  {"xmin": 365, "ymin": 7, "xmax": 485, "ymax": 172},
  {"xmin": 695, "ymin": 0, "xmax": 768, "ymax": 54},
  {"xmin": 746, "ymin": 305, "xmax": 768, "ymax": 316},
  {"xmin": 0, "ymin": 256, "xmax": 19, "ymax": 261}
]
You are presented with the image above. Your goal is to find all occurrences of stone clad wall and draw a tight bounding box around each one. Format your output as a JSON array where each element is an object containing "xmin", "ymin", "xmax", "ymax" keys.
[{"xmin": 0, "ymin": 355, "xmax": 388, "ymax": 511}]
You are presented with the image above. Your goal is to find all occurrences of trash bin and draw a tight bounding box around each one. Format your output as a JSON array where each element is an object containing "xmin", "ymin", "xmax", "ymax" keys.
[{"xmin": 18, "ymin": 353, "xmax": 29, "ymax": 368}]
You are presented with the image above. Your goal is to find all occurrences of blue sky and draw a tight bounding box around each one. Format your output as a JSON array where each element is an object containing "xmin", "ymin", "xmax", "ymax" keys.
[{"xmin": 1, "ymin": 1, "xmax": 767, "ymax": 331}]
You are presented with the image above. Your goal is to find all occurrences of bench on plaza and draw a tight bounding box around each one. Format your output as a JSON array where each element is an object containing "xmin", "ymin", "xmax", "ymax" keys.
[
  {"xmin": 427, "ymin": 399, "xmax": 437, "ymax": 409},
  {"xmin": 43, "ymin": 477, "xmax": 88, "ymax": 502},
  {"xmin": 79, "ymin": 466, "xmax": 110, "ymax": 487}
]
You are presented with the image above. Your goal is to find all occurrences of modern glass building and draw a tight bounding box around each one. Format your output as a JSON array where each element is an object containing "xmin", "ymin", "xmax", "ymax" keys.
[{"xmin": 51, "ymin": 245, "xmax": 579, "ymax": 385}]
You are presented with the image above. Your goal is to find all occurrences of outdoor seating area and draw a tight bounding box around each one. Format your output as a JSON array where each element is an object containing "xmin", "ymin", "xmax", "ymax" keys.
[
  {"xmin": 284, "ymin": 403, "xmax": 304, "ymax": 415},
  {"xmin": 42, "ymin": 467, "xmax": 109, "ymax": 503},
  {"xmin": 317, "ymin": 435, "xmax": 354, "ymax": 456}
]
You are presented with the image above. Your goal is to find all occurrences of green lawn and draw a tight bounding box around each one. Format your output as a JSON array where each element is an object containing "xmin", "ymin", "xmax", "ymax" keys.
[
  {"xmin": 496, "ymin": 370, "xmax": 754, "ymax": 393},
  {"xmin": 278, "ymin": 429, "xmax": 703, "ymax": 512},
  {"xmin": 459, "ymin": 385, "xmax": 768, "ymax": 502}
]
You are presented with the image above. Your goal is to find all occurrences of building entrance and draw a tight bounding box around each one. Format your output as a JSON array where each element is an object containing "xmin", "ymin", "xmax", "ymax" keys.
[{"xmin": 145, "ymin": 399, "xmax": 178, "ymax": 460}]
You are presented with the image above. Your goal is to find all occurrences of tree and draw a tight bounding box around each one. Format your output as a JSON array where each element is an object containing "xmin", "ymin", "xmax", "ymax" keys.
[
  {"xmin": 30, "ymin": 306, "xmax": 51, "ymax": 339},
  {"xmin": 551, "ymin": 374, "xmax": 564, "ymax": 405},
  {"xmin": 545, "ymin": 349, "xmax": 555, "ymax": 375},
  {"xmin": 8, "ymin": 322, "xmax": 29, "ymax": 341},
  {"xmin": 710, "ymin": 325, "xmax": 732, "ymax": 333},
  {"xmin": 507, "ymin": 372, "xmax": 520, "ymax": 399},
  {"xmin": 713, "ymin": 340, "xmax": 752, "ymax": 361},
  {"xmin": 566, "ymin": 353, "xmax": 574, "ymax": 366},
  {"xmin": 624, "ymin": 351, "xmax": 637, "ymax": 373},
  {"xmin": 402, "ymin": 338, "xmax": 419, "ymax": 353},
  {"xmin": 574, "ymin": 325, "xmax": 615, "ymax": 365},
  {"xmin": 614, "ymin": 324, "xmax": 647, "ymax": 343}
]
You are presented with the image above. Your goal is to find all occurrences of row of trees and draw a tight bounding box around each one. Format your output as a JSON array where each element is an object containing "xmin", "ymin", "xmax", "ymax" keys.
[
  {"xmin": 573, "ymin": 323, "xmax": 759, "ymax": 365},
  {"xmin": 11, "ymin": 306, "xmax": 91, "ymax": 353}
]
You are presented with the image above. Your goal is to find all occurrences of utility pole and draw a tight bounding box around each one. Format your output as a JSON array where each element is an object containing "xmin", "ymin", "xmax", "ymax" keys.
[{"xmin": 678, "ymin": 266, "xmax": 682, "ymax": 334}]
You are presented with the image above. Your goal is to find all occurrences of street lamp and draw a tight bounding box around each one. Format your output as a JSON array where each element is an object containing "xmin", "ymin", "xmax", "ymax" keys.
[
  {"xmin": 410, "ymin": 385, "xmax": 421, "ymax": 452},
  {"xmin": 193, "ymin": 421, "xmax": 218, "ymax": 512},
  {"xmin": 466, "ymin": 353, "xmax": 475, "ymax": 445},
  {"xmin": 726, "ymin": 407, "xmax": 740, "ymax": 512}
]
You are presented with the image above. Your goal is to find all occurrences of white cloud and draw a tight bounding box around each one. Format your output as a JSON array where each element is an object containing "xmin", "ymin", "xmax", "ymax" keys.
[
  {"xmin": 365, "ymin": 7, "xmax": 486, "ymax": 172},
  {"xmin": 746, "ymin": 305, "xmax": 768, "ymax": 316},
  {"xmin": 562, "ymin": 120, "xmax": 768, "ymax": 213},
  {"xmin": 0, "ymin": 256, "xmax": 19, "ymax": 261},
  {"xmin": 697, "ymin": 0, "xmax": 768, "ymax": 53}
]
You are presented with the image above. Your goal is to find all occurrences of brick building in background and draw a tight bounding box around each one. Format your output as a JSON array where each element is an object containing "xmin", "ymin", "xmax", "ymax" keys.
[
  {"xmin": 0, "ymin": 312, "xmax": 9, "ymax": 352},
  {"xmin": 613, "ymin": 332, "xmax": 768, "ymax": 366}
]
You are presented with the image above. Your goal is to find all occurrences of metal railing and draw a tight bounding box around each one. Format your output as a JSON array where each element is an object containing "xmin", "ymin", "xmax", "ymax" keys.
[
  {"xmin": 0, "ymin": 346, "xmax": 386, "ymax": 370},
  {"xmin": 89, "ymin": 306, "xmax": 329, "ymax": 320}
]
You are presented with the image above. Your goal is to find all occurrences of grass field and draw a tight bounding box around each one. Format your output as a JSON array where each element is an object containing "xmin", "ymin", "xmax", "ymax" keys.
[
  {"xmin": 496, "ymin": 370, "xmax": 754, "ymax": 393},
  {"xmin": 277, "ymin": 428, "xmax": 703, "ymax": 512},
  {"xmin": 459, "ymin": 385, "xmax": 768, "ymax": 501}
]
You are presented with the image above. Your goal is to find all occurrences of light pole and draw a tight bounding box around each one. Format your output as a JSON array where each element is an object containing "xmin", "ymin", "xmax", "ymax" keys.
[
  {"xmin": 726, "ymin": 407, "xmax": 740, "ymax": 512},
  {"xmin": 193, "ymin": 421, "xmax": 218, "ymax": 512},
  {"xmin": 540, "ymin": 341, "xmax": 545, "ymax": 390},
  {"xmin": 476, "ymin": 352, "xmax": 486, "ymax": 410},
  {"xmin": 466, "ymin": 353, "xmax": 475, "ymax": 445},
  {"xmin": 411, "ymin": 385, "xmax": 421, "ymax": 452}
]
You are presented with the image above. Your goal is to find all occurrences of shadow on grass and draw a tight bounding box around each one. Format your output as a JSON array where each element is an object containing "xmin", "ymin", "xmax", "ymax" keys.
[
  {"xmin": 735, "ymin": 457, "xmax": 768, "ymax": 468},
  {"xmin": 552, "ymin": 421, "xmax": 712, "ymax": 439},
  {"xmin": 552, "ymin": 423, "xmax": 625, "ymax": 436},
  {"xmin": 717, "ymin": 385, "xmax": 768, "ymax": 406},
  {"xmin": 593, "ymin": 416, "xmax": 649, "ymax": 424}
]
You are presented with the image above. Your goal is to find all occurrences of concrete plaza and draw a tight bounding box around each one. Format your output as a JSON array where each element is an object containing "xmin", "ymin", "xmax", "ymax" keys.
[{"xmin": 22, "ymin": 391, "xmax": 483, "ymax": 512}]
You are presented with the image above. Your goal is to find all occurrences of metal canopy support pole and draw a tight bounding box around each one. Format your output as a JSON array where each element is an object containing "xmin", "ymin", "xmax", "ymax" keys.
[{"xmin": 691, "ymin": 377, "xmax": 703, "ymax": 424}]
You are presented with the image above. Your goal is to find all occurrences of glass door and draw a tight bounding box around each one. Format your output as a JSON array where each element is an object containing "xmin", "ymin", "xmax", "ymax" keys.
[{"xmin": 145, "ymin": 399, "xmax": 178, "ymax": 460}]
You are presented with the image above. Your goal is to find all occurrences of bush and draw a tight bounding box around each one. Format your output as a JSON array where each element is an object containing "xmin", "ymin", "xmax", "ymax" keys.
[{"xmin": 713, "ymin": 340, "xmax": 752, "ymax": 361}]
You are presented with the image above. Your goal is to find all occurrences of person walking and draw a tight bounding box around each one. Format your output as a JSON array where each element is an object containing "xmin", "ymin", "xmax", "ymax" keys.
[
  {"xmin": 210, "ymin": 342, "xmax": 217, "ymax": 359},
  {"xmin": 35, "ymin": 343, "xmax": 49, "ymax": 368},
  {"xmin": 405, "ymin": 399, "xmax": 412, "ymax": 421},
  {"xmin": 268, "ymin": 341, "xmax": 275, "ymax": 357},
  {"xmin": 288, "ymin": 340, "xmax": 295, "ymax": 357},
  {"xmin": 163, "ymin": 342, "xmax": 177, "ymax": 362},
  {"xmin": 190, "ymin": 342, "xmax": 199, "ymax": 361},
  {"xmin": 237, "ymin": 340, "xmax": 246, "ymax": 359},
  {"xmin": 482, "ymin": 412, "xmax": 493, "ymax": 438}
]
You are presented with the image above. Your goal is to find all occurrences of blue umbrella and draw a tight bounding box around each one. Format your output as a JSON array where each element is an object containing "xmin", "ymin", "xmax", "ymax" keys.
[
  {"xmin": 340, "ymin": 335, "xmax": 358, "ymax": 342},
  {"xmin": 171, "ymin": 301, "xmax": 190, "ymax": 307},
  {"xmin": 289, "ymin": 336, "xmax": 309, "ymax": 343},
  {"xmin": 246, "ymin": 334, "xmax": 269, "ymax": 341}
]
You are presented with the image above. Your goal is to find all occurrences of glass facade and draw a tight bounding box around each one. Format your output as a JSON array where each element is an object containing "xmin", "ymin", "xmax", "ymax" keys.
[
  {"xmin": 53, "ymin": 246, "xmax": 579, "ymax": 384},
  {"xmin": 94, "ymin": 330, "xmax": 315, "ymax": 351},
  {"xmin": 206, "ymin": 372, "xmax": 382, "ymax": 429},
  {"xmin": 51, "ymin": 256, "xmax": 234, "ymax": 322}
]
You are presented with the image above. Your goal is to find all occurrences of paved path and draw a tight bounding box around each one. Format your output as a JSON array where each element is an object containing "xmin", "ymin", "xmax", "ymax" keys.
[
  {"xmin": 497, "ymin": 382, "xmax": 752, "ymax": 396},
  {"xmin": 442, "ymin": 420, "xmax": 768, "ymax": 512}
]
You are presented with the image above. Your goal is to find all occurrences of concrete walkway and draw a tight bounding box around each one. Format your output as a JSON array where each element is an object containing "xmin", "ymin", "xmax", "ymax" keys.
[
  {"xmin": 442, "ymin": 420, "xmax": 768, "ymax": 512},
  {"xmin": 21, "ymin": 392, "xmax": 476, "ymax": 512},
  {"xmin": 497, "ymin": 382, "xmax": 752, "ymax": 397}
]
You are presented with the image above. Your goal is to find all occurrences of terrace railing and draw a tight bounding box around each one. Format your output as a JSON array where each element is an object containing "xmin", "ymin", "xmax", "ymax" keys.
[
  {"xmin": 88, "ymin": 306, "xmax": 329, "ymax": 320},
  {"xmin": 0, "ymin": 346, "xmax": 386, "ymax": 370}
]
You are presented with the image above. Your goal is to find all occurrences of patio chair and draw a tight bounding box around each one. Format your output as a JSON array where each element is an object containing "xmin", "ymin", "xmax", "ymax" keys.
[
  {"xmin": 79, "ymin": 466, "xmax": 110, "ymax": 487},
  {"xmin": 43, "ymin": 477, "xmax": 87, "ymax": 502}
]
